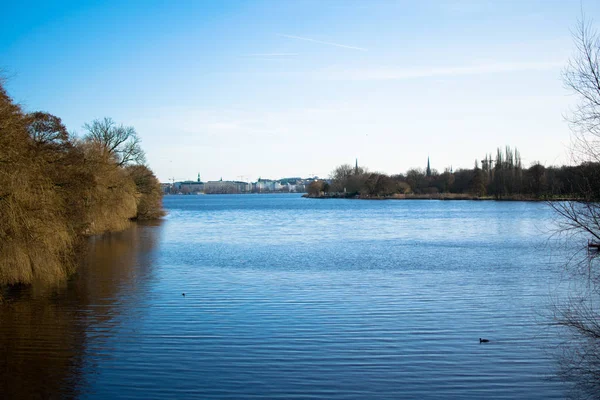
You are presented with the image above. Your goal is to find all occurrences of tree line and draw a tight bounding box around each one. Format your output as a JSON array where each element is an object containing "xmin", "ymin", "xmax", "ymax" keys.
[
  {"xmin": 0, "ymin": 82, "xmax": 164, "ymax": 286},
  {"xmin": 308, "ymin": 148, "xmax": 600, "ymax": 200}
]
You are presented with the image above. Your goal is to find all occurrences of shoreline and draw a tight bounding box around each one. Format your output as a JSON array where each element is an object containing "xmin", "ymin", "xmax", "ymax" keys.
[{"xmin": 303, "ymin": 193, "xmax": 580, "ymax": 202}]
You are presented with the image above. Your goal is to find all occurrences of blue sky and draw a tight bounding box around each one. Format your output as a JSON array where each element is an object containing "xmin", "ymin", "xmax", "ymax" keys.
[{"xmin": 2, "ymin": 0, "xmax": 599, "ymax": 182}]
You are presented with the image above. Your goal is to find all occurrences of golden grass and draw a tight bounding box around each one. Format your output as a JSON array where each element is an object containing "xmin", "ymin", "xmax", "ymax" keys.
[
  {"xmin": 0, "ymin": 83, "xmax": 164, "ymax": 286},
  {"xmin": 127, "ymin": 165, "xmax": 166, "ymax": 220}
]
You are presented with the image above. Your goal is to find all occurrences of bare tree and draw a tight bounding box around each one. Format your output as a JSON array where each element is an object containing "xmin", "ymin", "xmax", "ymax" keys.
[
  {"xmin": 564, "ymin": 17, "xmax": 600, "ymax": 164},
  {"xmin": 26, "ymin": 112, "xmax": 69, "ymax": 147},
  {"xmin": 329, "ymin": 163, "xmax": 367, "ymax": 193},
  {"xmin": 83, "ymin": 117, "xmax": 146, "ymax": 166},
  {"xmin": 552, "ymin": 16, "xmax": 600, "ymax": 238},
  {"xmin": 552, "ymin": 15, "xmax": 600, "ymax": 398}
]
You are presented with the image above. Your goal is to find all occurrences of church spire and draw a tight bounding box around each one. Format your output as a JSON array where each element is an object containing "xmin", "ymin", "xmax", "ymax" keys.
[
  {"xmin": 355, "ymin": 158, "xmax": 359, "ymax": 175},
  {"xmin": 426, "ymin": 156, "xmax": 431, "ymax": 177}
]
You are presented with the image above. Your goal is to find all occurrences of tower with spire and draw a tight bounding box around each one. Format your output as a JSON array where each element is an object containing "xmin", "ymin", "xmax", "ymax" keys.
[
  {"xmin": 355, "ymin": 158, "xmax": 359, "ymax": 175},
  {"xmin": 426, "ymin": 156, "xmax": 431, "ymax": 177}
]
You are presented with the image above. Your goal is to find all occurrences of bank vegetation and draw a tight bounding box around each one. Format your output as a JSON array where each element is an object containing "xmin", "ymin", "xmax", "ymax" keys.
[
  {"xmin": 0, "ymin": 82, "xmax": 164, "ymax": 287},
  {"xmin": 307, "ymin": 150, "xmax": 600, "ymax": 201}
]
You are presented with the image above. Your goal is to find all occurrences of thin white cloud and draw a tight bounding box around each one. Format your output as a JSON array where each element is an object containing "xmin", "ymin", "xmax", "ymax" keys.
[
  {"xmin": 278, "ymin": 33, "xmax": 367, "ymax": 51},
  {"xmin": 243, "ymin": 53, "xmax": 299, "ymax": 57},
  {"xmin": 442, "ymin": 0, "xmax": 494, "ymax": 15},
  {"xmin": 327, "ymin": 61, "xmax": 564, "ymax": 80}
]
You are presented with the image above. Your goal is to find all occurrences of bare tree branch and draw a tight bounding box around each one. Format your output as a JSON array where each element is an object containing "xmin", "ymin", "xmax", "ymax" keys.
[
  {"xmin": 555, "ymin": 14, "xmax": 600, "ymax": 398},
  {"xmin": 83, "ymin": 117, "xmax": 146, "ymax": 166}
]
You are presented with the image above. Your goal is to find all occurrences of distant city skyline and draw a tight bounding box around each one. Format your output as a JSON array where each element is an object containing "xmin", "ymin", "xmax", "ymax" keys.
[{"xmin": 2, "ymin": 0, "xmax": 600, "ymax": 182}]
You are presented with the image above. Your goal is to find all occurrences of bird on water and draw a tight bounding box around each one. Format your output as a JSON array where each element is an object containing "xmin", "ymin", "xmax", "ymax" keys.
[
  {"xmin": 182, "ymin": 293, "xmax": 185, "ymax": 297},
  {"xmin": 479, "ymin": 338, "xmax": 489, "ymax": 343}
]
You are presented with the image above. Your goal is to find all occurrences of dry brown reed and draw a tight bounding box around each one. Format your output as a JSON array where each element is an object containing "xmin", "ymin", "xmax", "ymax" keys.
[{"xmin": 0, "ymin": 82, "xmax": 164, "ymax": 286}]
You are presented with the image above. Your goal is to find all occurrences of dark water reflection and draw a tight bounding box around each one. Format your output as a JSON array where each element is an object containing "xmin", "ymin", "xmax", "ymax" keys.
[
  {"xmin": 0, "ymin": 195, "xmax": 583, "ymax": 398},
  {"xmin": 0, "ymin": 222, "xmax": 162, "ymax": 399}
]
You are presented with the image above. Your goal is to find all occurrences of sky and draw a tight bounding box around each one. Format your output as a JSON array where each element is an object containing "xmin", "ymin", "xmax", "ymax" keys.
[{"xmin": 2, "ymin": 0, "xmax": 599, "ymax": 183}]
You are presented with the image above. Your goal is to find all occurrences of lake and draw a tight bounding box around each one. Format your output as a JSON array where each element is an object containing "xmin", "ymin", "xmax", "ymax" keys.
[{"xmin": 0, "ymin": 194, "xmax": 579, "ymax": 398}]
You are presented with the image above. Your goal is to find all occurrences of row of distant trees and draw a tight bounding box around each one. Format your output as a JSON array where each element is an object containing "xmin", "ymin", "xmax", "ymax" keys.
[
  {"xmin": 0, "ymin": 82, "xmax": 164, "ymax": 286},
  {"xmin": 309, "ymin": 149, "xmax": 600, "ymax": 199}
]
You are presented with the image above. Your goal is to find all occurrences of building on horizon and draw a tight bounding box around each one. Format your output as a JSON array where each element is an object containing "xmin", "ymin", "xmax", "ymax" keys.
[
  {"xmin": 204, "ymin": 180, "xmax": 251, "ymax": 194},
  {"xmin": 175, "ymin": 180, "xmax": 204, "ymax": 194},
  {"xmin": 164, "ymin": 175, "xmax": 320, "ymax": 194}
]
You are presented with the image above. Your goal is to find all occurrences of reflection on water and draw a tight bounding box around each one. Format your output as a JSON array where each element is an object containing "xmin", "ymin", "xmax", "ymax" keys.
[
  {"xmin": 0, "ymin": 286, "xmax": 86, "ymax": 399},
  {"xmin": 552, "ymin": 251, "xmax": 600, "ymax": 400},
  {"xmin": 0, "ymin": 221, "xmax": 162, "ymax": 399}
]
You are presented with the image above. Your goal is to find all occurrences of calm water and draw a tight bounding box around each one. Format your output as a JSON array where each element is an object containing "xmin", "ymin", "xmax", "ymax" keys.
[{"xmin": 1, "ymin": 194, "xmax": 578, "ymax": 398}]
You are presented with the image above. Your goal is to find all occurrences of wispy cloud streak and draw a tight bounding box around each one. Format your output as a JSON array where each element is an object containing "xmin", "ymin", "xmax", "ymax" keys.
[
  {"xmin": 327, "ymin": 61, "xmax": 564, "ymax": 80},
  {"xmin": 278, "ymin": 34, "xmax": 367, "ymax": 51},
  {"xmin": 243, "ymin": 53, "xmax": 299, "ymax": 57}
]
